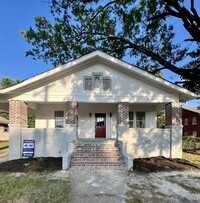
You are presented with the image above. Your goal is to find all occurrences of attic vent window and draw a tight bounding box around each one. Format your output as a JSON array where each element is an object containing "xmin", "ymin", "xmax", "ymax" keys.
[{"xmin": 83, "ymin": 73, "xmax": 111, "ymax": 91}]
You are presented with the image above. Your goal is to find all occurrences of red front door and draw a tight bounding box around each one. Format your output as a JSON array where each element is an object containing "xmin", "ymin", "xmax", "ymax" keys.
[{"xmin": 95, "ymin": 113, "xmax": 106, "ymax": 138}]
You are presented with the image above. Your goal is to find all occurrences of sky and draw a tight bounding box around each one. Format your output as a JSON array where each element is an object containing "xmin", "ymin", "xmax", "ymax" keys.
[{"xmin": 0, "ymin": 0, "xmax": 199, "ymax": 107}]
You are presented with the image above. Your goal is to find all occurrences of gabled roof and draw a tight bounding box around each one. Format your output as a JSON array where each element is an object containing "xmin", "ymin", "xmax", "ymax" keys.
[
  {"xmin": 182, "ymin": 106, "xmax": 200, "ymax": 114},
  {"xmin": 0, "ymin": 50, "xmax": 198, "ymax": 102},
  {"xmin": 0, "ymin": 116, "xmax": 9, "ymax": 125}
]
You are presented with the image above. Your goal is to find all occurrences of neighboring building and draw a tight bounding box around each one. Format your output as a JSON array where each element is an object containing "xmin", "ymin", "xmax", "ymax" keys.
[
  {"xmin": 0, "ymin": 51, "xmax": 198, "ymax": 169},
  {"xmin": 182, "ymin": 107, "xmax": 200, "ymax": 137},
  {"xmin": 0, "ymin": 116, "xmax": 9, "ymax": 141}
]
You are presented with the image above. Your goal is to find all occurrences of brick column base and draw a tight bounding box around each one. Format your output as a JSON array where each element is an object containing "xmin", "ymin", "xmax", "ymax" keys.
[{"xmin": 9, "ymin": 100, "xmax": 28, "ymax": 160}]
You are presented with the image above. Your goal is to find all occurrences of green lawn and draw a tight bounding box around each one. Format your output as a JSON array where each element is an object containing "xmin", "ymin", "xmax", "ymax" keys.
[
  {"xmin": 183, "ymin": 152, "xmax": 200, "ymax": 166},
  {"xmin": 0, "ymin": 141, "xmax": 9, "ymax": 155},
  {"xmin": 0, "ymin": 172, "xmax": 70, "ymax": 203}
]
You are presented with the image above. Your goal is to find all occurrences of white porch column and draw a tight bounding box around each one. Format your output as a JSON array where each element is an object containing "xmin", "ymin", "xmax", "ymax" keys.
[
  {"xmin": 9, "ymin": 100, "xmax": 28, "ymax": 160},
  {"xmin": 117, "ymin": 102, "xmax": 129, "ymax": 140},
  {"xmin": 165, "ymin": 102, "xmax": 182, "ymax": 158}
]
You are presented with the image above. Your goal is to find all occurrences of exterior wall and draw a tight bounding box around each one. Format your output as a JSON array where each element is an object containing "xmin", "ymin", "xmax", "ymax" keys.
[
  {"xmin": 35, "ymin": 104, "xmax": 66, "ymax": 128},
  {"xmin": 21, "ymin": 128, "xmax": 76, "ymax": 157},
  {"xmin": 78, "ymin": 103, "xmax": 117, "ymax": 139},
  {"xmin": 129, "ymin": 105, "xmax": 157, "ymax": 128},
  {"xmin": 0, "ymin": 125, "xmax": 9, "ymax": 140},
  {"xmin": 182, "ymin": 109, "xmax": 200, "ymax": 137},
  {"xmin": 12, "ymin": 63, "xmax": 179, "ymax": 103},
  {"xmin": 121, "ymin": 128, "xmax": 171, "ymax": 158}
]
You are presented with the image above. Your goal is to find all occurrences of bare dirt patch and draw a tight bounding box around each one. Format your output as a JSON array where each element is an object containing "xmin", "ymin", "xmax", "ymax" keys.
[
  {"xmin": 132, "ymin": 156, "xmax": 200, "ymax": 172},
  {"xmin": 0, "ymin": 157, "xmax": 62, "ymax": 173}
]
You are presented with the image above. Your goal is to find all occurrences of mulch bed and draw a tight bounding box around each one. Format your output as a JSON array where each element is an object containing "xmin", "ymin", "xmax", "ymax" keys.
[
  {"xmin": 0, "ymin": 156, "xmax": 199, "ymax": 173},
  {"xmin": 133, "ymin": 156, "xmax": 200, "ymax": 172},
  {"xmin": 0, "ymin": 157, "xmax": 62, "ymax": 173}
]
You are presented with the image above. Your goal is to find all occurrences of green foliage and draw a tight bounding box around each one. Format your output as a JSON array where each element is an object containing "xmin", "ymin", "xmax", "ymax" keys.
[
  {"xmin": 20, "ymin": 0, "xmax": 200, "ymax": 93},
  {"xmin": 157, "ymin": 110, "xmax": 165, "ymax": 128},
  {"xmin": 182, "ymin": 136, "xmax": 199, "ymax": 151},
  {"xmin": 0, "ymin": 112, "xmax": 9, "ymax": 120},
  {"xmin": 0, "ymin": 77, "xmax": 21, "ymax": 89},
  {"xmin": 28, "ymin": 114, "xmax": 35, "ymax": 128}
]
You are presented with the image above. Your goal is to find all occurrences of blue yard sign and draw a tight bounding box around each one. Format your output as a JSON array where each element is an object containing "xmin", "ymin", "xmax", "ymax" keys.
[{"xmin": 22, "ymin": 140, "xmax": 35, "ymax": 157}]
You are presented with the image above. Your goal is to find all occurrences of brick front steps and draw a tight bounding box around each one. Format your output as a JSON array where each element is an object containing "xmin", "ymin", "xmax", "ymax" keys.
[{"xmin": 70, "ymin": 139, "xmax": 125, "ymax": 170}]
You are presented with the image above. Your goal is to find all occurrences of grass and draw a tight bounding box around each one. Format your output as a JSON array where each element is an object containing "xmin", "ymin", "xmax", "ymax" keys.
[
  {"xmin": 0, "ymin": 172, "xmax": 70, "ymax": 203},
  {"xmin": 183, "ymin": 152, "xmax": 200, "ymax": 166},
  {"xmin": 0, "ymin": 141, "xmax": 9, "ymax": 155},
  {"xmin": 125, "ymin": 190, "xmax": 143, "ymax": 203}
]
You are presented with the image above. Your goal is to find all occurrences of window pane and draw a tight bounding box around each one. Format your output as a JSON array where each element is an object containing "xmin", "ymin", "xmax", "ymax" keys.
[
  {"xmin": 103, "ymin": 78, "xmax": 111, "ymax": 90},
  {"xmin": 136, "ymin": 112, "xmax": 145, "ymax": 128},
  {"xmin": 129, "ymin": 112, "xmax": 134, "ymax": 128},
  {"xmin": 84, "ymin": 77, "xmax": 92, "ymax": 90},
  {"xmin": 184, "ymin": 118, "xmax": 188, "ymax": 125},
  {"xmin": 129, "ymin": 121, "xmax": 134, "ymax": 128},
  {"xmin": 192, "ymin": 117, "xmax": 197, "ymax": 124},
  {"xmin": 129, "ymin": 112, "xmax": 134, "ymax": 120},
  {"xmin": 55, "ymin": 111, "xmax": 64, "ymax": 128}
]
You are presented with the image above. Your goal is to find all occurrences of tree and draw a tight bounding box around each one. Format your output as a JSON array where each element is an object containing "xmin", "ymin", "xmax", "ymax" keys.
[
  {"xmin": 0, "ymin": 77, "xmax": 35, "ymax": 127},
  {"xmin": 21, "ymin": 0, "xmax": 200, "ymax": 94},
  {"xmin": 0, "ymin": 77, "xmax": 21, "ymax": 89}
]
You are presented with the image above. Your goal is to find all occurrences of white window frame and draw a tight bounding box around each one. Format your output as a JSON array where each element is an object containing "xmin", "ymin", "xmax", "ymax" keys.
[
  {"xmin": 129, "ymin": 112, "xmax": 134, "ymax": 128},
  {"xmin": 83, "ymin": 76, "xmax": 92, "ymax": 91},
  {"xmin": 83, "ymin": 73, "xmax": 111, "ymax": 91},
  {"xmin": 55, "ymin": 111, "xmax": 64, "ymax": 128},
  {"xmin": 129, "ymin": 111, "xmax": 145, "ymax": 128}
]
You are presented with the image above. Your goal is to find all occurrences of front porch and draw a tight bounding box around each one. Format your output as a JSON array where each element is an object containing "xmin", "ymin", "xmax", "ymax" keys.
[{"xmin": 3, "ymin": 100, "xmax": 183, "ymax": 170}]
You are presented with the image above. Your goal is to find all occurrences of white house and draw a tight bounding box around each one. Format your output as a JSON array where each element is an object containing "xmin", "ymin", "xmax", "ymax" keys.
[{"xmin": 0, "ymin": 51, "xmax": 198, "ymax": 169}]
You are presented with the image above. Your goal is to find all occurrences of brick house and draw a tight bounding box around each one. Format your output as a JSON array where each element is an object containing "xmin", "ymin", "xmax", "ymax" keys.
[
  {"xmin": 182, "ymin": 107, "xmax": 200, "ymax": 137},
  {"xmin": 0, "ymin": 51, "xmax": 198, "ymax": 169}
]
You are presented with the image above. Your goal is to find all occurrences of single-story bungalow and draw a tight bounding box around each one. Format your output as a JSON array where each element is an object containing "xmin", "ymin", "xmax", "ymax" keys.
[{"xmin": 0, "ymin": 51, "xmax": 198, "ymax": 169}]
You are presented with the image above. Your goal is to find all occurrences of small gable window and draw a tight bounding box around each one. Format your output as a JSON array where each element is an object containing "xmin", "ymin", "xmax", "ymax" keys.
[
  {"xmin": 84, "ymin": 77, "xmax": 92, "ymax": 90},
  {"xmin": 103, "ymin": 77, "xmax": 111, "ymax": 91},
  {"xmin": 83, "ymin": 73, "xmax": 111, "ymax": 91}
]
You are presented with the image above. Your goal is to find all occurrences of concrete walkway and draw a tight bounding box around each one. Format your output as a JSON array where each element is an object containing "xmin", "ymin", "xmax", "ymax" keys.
[{"xmin": 69, "ymin": 169, "xmax": 128, "ymax": 203}]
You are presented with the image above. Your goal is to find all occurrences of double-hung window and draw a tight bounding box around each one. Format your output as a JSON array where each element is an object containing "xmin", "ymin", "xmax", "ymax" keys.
[
  {"xmin": 55, "ymin": 111, "xmax": 64, "ymax": 128},
  {"xmin": 129, "ymin": 111, "xmax": 145, "ymax": 128}
]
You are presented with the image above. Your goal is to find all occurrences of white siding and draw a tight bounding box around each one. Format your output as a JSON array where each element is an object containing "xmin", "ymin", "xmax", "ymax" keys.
[
  {"xmin": 36, "ymin": 104, "xmax": 66, "ymax": 128},
  {"xmin": 13, "ymin": 63, "xmax": 179, "ymax": 103}
]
